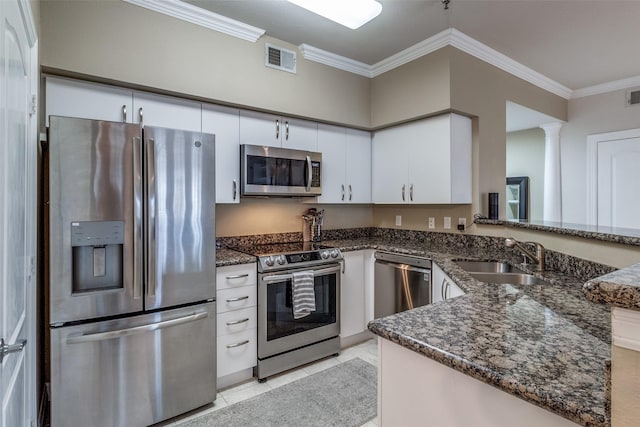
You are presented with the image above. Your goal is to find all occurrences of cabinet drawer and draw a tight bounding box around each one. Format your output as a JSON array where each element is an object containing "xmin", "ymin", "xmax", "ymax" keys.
[
  {"xmin": 216, "ymin": 264, "xmax": 256, "ymax": 291},
  {"xmin": 217, "ymin": 307, "xmax": 257, "ymax": 337},
  {"xmin": 217, "ymin": 328, "xmax": 257, "ymax": 378},
  {"xmin": 217, "ymin": 286, "xmax": 256, "ymax": 314}
]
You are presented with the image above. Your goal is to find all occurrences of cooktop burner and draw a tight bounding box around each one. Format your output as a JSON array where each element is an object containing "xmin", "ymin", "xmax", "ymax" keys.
[{"xmin": 228, "ymin": 242, "xmax": 342, "ymax": 272}]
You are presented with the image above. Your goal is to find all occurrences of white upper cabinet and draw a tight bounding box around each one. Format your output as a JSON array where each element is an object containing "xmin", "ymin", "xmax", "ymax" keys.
[
  {"xmin": 316, "ymin": 124, "xmax": 371, "ymax": 204},
  {"xmin": 372, "ymin": 113, "xmax": 472, "ymax": 204},
  {"xmin": 202, "ymin": 104, "xmax": 241, "ymax": 204},
  {"xmin": 132, "ymin": 91, "xmax": 202, "ymax": 132},
  {"xmin": 239, "ymin": 110, "xmax": 318, "ymax": 151},
  {"xmin": 45, "ymin": 76, "xmax": 133, "ymax": 125}
]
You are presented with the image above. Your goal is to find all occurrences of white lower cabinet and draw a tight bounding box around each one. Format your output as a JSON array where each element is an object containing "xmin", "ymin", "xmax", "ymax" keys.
[
  {"xmin": 432, "ymin": 263, "xmax": 465, "ymax": 303},
  {"xmin": 340, "ymin": 250, "xmax": 374, "ymax": 340},
  {"xmin": 216, "ymin": 264, "xmax": 257, "ymax": 383}
]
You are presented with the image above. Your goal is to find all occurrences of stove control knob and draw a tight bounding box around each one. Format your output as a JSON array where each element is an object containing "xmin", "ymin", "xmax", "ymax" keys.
[
  {"xmin": 264, "ymin": 256, "xmax": 275, "ymax": 267},
  {"xmin": 320, "ymin": 250, "xmax": 330, "ymax": 260},
  {"xmin": 330, "ymin": 249, "xmax": 340, "ymax": 258},
  {"xmin": 277, "ymin": 255, "xmax": 286, "ymax": 265}
]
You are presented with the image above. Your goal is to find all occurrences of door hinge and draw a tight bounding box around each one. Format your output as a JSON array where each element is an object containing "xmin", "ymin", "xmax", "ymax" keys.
[{"xmin": 30, "ymin": 95, "xmax": 37, "ymax": 117}]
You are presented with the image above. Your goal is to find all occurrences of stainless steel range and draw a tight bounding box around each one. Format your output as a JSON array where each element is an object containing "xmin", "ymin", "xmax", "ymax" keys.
[{"xmin": 231, "ymin": 242, "xmax": 342, "ymax": 381}]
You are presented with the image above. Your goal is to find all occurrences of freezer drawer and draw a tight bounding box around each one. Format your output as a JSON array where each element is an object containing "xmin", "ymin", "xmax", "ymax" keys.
[{"xmin": 50, "ymin": 302, "xmax": 216, "ymax": 427}]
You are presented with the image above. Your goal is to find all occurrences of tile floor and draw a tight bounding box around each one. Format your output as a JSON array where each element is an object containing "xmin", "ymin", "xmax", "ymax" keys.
[{"xmin": 165, "ymin": 338, "xmax": 379, "ymax": 427}]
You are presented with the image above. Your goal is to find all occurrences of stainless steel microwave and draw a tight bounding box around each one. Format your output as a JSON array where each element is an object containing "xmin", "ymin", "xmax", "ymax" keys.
[{"xmin": 240, "ymin": 144, "xmax": 322, "ymax": 197}]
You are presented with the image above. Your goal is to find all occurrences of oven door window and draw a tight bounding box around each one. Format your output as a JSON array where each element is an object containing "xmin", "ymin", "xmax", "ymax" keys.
[{"xmin": 266, "ymin": 274, "xmax": 337, "ymax": 341}]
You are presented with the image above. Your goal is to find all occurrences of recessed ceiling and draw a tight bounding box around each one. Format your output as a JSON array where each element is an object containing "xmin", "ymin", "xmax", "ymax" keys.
[{"xmin": 184, "ymin": 0, "xmax": 640, "ymax": 90}]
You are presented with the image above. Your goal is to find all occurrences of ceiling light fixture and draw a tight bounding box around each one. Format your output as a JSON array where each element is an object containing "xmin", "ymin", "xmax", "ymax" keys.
[{"xmin": 287, "ymin": 0, "xmax": 383, "ymax": 30}]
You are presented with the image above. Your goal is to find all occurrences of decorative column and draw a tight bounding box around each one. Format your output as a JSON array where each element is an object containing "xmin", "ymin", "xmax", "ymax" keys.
[{"xmin": 540, "ymin": 122, "xmax": 563, "ymax": 222}]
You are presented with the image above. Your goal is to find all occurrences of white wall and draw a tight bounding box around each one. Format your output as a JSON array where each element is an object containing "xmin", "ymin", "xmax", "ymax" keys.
[
  {"xmin": 561, "ymin": 90, "xmax": 640, "ymax": 224},
  {"xmin": 506, "ymin": 128, "xmax": 545, "ymax": 221}
]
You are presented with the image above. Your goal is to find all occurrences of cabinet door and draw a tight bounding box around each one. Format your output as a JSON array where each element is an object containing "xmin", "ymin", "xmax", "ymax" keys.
[
  {"xmin": 432, "ymin": 263, "xmax": 464, "ymax": 302},
  {"xmin": 203, "ymin": 104, "xmax": 241, "ymax": 204},
  {"xmin": 341, "ymin": 251, "xmax": 367, "ymax": 337},
  {"xmin": 407, "ymin": 116, "xmax": 451, "ymax": 204},
  {"xmin": 372, "ymin": 126, "xmax": 408, "ymax": 203},
  {"xmin": 281, "ymin": 117, "xmax": 318, "ymax": 151},
  {"xmin": 239, "ymin": 110, "xmax": 281, "ymax": 147},
  {"xmin": 316, "ymin": 124, "xmax": 347, "ymax": 203},
  {"xmin": 45, "ymin": 76, "xmax": 132, "ymax": 125},
  {"xmin": 132, "ymin": 92, "xmax": 201, "ymax": 132},
  {"xmin": 345, "ymin": 129, "xmax": 371, "ymax": 203}
]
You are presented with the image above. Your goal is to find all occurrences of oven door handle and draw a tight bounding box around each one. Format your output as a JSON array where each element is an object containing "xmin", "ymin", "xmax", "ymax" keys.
[{"xmin": 262, "ymin": 265, "xmax": 341, "ymax": 283}]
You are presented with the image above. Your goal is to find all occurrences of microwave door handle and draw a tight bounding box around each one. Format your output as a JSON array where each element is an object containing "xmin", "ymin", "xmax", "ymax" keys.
[{"xmin": 305, "ymin": 155, "xmax": 312, "ymax": 192}]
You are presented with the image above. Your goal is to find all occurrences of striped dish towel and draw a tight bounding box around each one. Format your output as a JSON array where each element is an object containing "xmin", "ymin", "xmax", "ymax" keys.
[{"xmin": 292, "ymin": 271, "xmax": 316, "ymax": 319}]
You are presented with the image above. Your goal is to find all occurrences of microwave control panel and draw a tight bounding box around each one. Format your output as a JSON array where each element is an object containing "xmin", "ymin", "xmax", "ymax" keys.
[{"xmin": 311, "ymin": 162, "xmax": 321, "ymax": 187}]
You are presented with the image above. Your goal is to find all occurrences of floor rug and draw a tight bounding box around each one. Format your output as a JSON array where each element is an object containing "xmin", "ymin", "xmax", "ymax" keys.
[{"xmin": 180, "ymin": 358, "xmax": 377, "ymax": 427}]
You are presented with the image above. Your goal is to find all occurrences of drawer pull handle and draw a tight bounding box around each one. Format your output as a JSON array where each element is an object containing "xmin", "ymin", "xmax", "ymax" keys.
[
  {"xmin": 226, "ymin": 296, "xmax": 249, "ymax": 303},
  {"xmin": 226, "ymin": 318, "xmax": 250, "ymax": 326},
  {"xmin": 226, "ymin": 273, "xmax": 249, "ymax": 280},
  {"xmin": 227, "ymin": 340, "xmax": 250, "ymax": 349}
]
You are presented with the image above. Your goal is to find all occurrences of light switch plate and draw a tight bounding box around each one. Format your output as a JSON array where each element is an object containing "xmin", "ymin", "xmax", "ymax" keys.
[
  {"xmin": 444, "ymin": 217, "xmax": 451, "ymax": 229},
  {"xmin": 428, "ymin": 217, "xmax": 435, "ymax": 229},
  {"xmin": 395, "ymin": 215, "xmax": 402, "ymax": 226}
]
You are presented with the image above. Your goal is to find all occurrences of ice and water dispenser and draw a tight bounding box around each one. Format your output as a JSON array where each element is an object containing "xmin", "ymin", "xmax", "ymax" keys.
[{"xmin": 70, "ymin": 221, "xmax": 124, "ymax": 293}]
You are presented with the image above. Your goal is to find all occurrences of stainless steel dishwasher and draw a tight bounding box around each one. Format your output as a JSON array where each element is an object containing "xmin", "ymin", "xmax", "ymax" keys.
[{"xmin": 374, "ymin": 252, "xmax": 432, "ymax": 318}]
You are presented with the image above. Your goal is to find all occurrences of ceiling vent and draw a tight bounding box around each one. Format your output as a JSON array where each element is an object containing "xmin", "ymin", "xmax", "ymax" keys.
[
  {"xmin": 626, "ymin": 87, "xmax": 640, "ymax": 106},
  {"xmin": 265, "ymin": 43, "xmax": 297, "ymax": 74}
]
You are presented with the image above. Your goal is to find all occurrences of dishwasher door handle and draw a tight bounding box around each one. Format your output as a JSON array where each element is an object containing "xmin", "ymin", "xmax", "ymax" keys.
[{"xmin": 374, "ymin": 259, "xmax": 431, "ymax": 275}]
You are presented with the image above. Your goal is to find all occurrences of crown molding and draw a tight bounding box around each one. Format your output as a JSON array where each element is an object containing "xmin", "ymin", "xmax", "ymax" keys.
[
  {"xmin": 446, "ymin": 29, "xmax": 573, "ymax": 100},
  {"xmin": 122, "ymin": 0, "xmax": 265, "ymax": 42},
  {"xmin": 370, "ymin": 29, "xmax": 451, "ymax": 77},
  {"xmin": 299, "ymin": 44, "xmax": 372, "ymax": 77},
  {"xmin": 572, "ymin": 75, "xmax": 640, "ymax": 99}
]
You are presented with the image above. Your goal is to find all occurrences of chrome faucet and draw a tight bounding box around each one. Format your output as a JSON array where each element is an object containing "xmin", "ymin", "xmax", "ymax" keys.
[{"xmin": 504, "ymin": 238, "xmax": 545, "ymax": 271}]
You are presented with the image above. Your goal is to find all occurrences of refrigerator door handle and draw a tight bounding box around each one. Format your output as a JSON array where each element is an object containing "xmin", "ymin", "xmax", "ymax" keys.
[
  {"xmin": 146, "ymin": 138, "xmax": 157, "ymax": 297},
  {"xmin": 66, "ymin": 312, "xmax": 209, "ymax": 344},
  {"xmin": 133, "ymin": 136, "xmax": 143, "ymax": 299}
]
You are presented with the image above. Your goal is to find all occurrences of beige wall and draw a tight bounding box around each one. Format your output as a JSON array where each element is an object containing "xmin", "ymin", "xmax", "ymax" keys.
[
  {"xmin": 612, "ymin": 344, "xmax": 640, "ymax": 426},
  {"xmin": 216, "ymin": 199, "xmax": 373, "ymax": 237},
  {"xmin": 372, "ymin": 205, "xmax": 473, "ymax": 233},
  {"xmin": 562, "ymin": 90, "xmax": 640, "ymax": 224},
  {"xmin": 370, "ymin": 49, "xmax": 451, "ymax": 128},
  {"xmin": 449, "ymin": 48, "xmax": 567, "ymax": 221},
  {"xmin": 39, "ymin": 0, "xmax": 371, "ymax": 128},
  {"xmin": 507, "ymin": 128, "xmax": 545, "ymax": 221}
]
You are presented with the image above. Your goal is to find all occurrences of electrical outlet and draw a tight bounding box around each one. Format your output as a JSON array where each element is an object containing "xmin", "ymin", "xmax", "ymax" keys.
[
  {"xmin": 428, "ymin": 217, "xmax": 435, "ymax": 229},
  {"xmin": 458, "ymin": 217, "xmax": 466, "ymax": 228},
  {"xmin": 444, "ymin": 217, "xmax": 451, "ymax": 229},
  {"xmin": 395, "ymin": 215, "xmax": 402, "ymax": 226}
]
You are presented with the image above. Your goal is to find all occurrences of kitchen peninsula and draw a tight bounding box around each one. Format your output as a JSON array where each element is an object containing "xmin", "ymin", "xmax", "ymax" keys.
[{"xmin": 218, "ymin": 227, "xmax": 615, "ymax": 427}]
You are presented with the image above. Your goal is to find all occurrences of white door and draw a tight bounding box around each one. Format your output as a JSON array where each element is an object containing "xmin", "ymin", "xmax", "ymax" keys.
[
  {"xmin": 132, "ymin": 91, "xmax": 202, "ymax": 132},
  {"xmin": 45, "ymin": 76, "xmax": 133, "ymax": 125},
  {"xmin": 202, "ymin": 104, "xmax": 241, "ymax": 204},
  {"xmin": 280, "ymin": 117, "xmax": 318, "ymax": 151},
  {"xmin": 316, "ymin": 124, "xmax": 346, "ymax": 203},
  {"xmin": 372, "ymin": 125, "xmax": 409, "ymax": 203},
  {"xmin": 345, "ymin": 129, "xmax": 371, "ymax": 203},
  {"xmin": 596, "ymin": 135, "xmax": 640, "ymax": 229},
  {"xmin": 1, "ymin": 0, "xmax": 38, "ymax": 426},
  {"xmin": 239, "ymin": 110, "xmax": 281, "ymax": 147}
]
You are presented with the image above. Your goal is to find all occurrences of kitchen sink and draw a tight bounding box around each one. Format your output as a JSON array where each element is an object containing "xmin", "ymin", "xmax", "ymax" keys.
[
  {"xmin": 469, "ymin": 272, "xmax": 546, "ymax": 285},
  {"xmin": 455, "ymin": 260, "xmax": 525, "ymax": 274}
]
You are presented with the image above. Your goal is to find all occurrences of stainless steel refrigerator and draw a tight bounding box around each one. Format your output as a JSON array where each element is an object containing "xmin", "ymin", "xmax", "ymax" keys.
[{"xmin": 46, "ymin": 116, "xmax": 217, "ymax": 427}]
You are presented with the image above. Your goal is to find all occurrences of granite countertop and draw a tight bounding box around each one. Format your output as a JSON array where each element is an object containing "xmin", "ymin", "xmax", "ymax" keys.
[
  {"xmin": 216, "ymin": 248, "xmax": 256, "ymax": 267},
  {"xmin": 322, "ymin": 237, "xmax": 611, "ymax": 427},
  {"xmin": 474, "ymin": 218, "xmax": 640, "ymax": 247},
  {"xmin": 584, "ymin": 262, "xmax": 640, "ymax": 310}
]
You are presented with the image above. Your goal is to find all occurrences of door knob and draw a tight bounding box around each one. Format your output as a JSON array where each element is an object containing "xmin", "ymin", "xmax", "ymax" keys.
[{"xmin": 0, "ymin": 338, "xmax": 26, "ymax": 363}]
